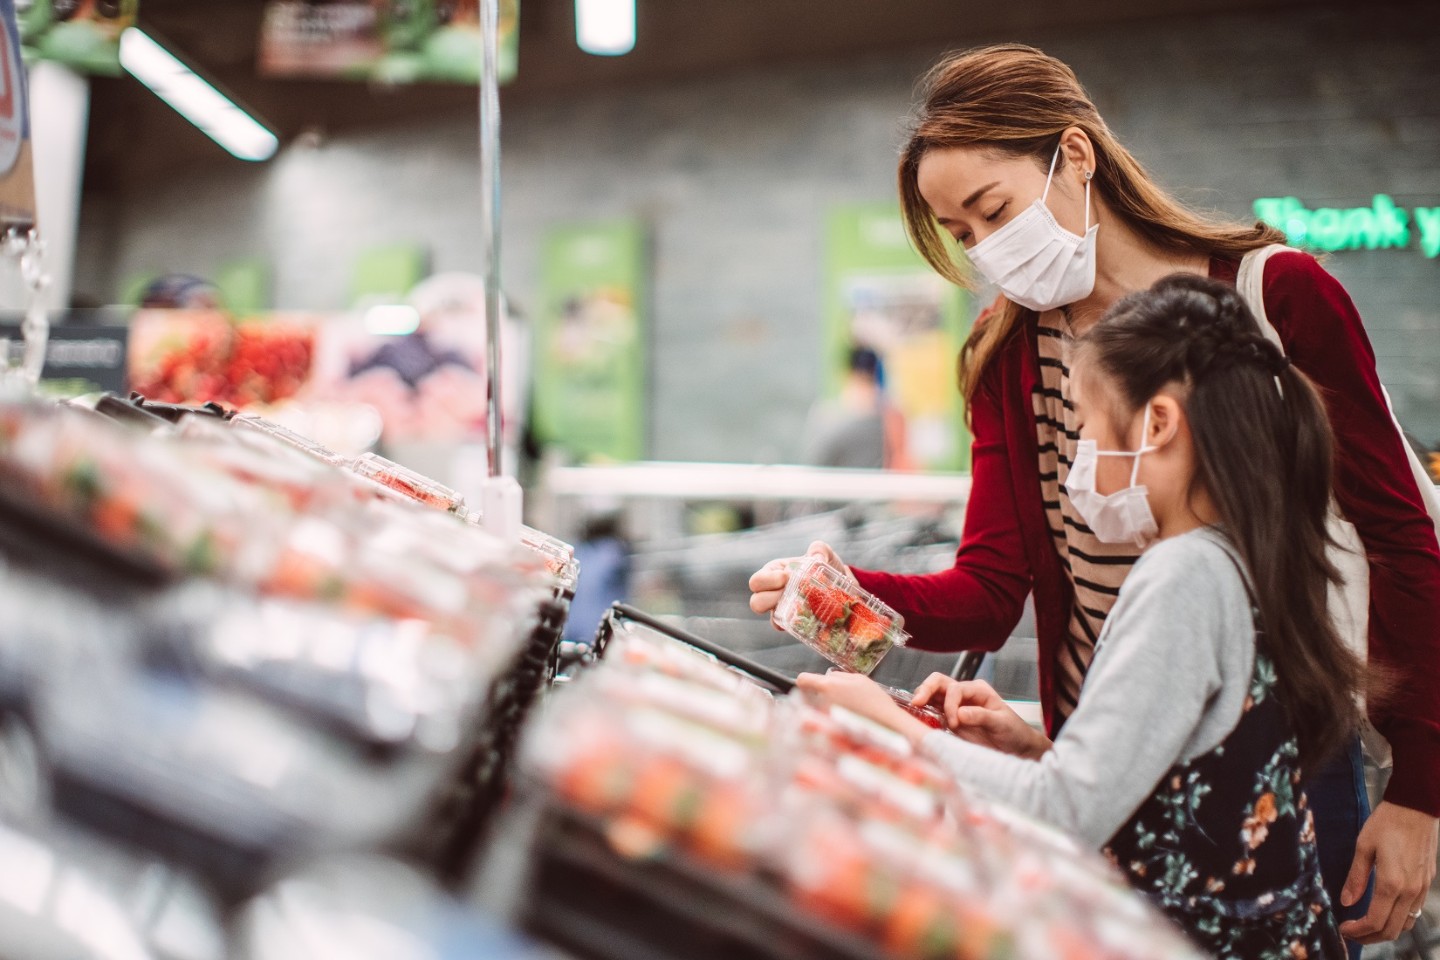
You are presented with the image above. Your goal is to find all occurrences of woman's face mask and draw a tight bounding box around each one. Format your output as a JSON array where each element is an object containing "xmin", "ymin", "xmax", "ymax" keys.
[
  {"xmin": 917, "ymin": 144, "xmax": 1098, "ymax": 314},
  {"xmin": 965, "ymin": 145, "xmax": 1098, "ymax": 313},
  {"xmin": 1065, "ymin": 405, "xmax": 1160, "ymax": 549}
]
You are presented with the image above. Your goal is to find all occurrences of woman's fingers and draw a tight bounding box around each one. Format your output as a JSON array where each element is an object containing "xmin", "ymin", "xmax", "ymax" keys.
[
  {"xmin": 747, "ymin": 562, "xmax": 789, "ymax": 593},
  {"xmin": 748, "ymin": 560, "xmax": 792, "ymax": 616},
  {"xmin": 805, "ymin": 541, "xmax": 852, "ymax": 577}
]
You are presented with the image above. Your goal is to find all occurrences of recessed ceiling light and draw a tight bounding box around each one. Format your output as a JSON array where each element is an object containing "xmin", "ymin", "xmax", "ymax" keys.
[{"xmin": 576, "ymin": 0, "xmax": 635, "ymax": 56}]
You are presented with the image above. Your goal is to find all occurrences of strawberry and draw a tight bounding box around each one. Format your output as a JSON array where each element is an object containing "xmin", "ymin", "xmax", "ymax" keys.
[
  {"xmin": 848, "ymin": 604, "xmax": 893, "ymax": 646},
  {"xmin": 803, "ymin": 579, "xmax": 850, "ymax": 626}
]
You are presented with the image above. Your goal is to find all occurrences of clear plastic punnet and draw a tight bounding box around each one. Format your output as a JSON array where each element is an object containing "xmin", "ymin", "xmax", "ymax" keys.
[
  {"xmin": 771, "ymin": 556, "xmax": 908, "ymax": 675},
  {"xmin": 348, "ymin": 453, "xmax": 466, "ymax": 513}
]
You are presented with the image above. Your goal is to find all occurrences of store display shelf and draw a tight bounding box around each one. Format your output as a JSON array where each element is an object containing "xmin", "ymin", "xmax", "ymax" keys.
[{"xmin": 482, "ymin": 799, "xmax": 881, "ymax": 960}]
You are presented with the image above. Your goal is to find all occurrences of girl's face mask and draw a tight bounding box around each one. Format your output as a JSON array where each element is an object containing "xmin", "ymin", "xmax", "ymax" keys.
[{"xmin": 1065, "ymin": 406, "xmax": 1160, "ymax": 549}]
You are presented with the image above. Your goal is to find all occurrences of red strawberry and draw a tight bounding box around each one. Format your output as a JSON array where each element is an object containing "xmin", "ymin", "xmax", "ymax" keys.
[
  {"xmin": 803, "ymin": 580, "xmax": 850, "ymax": 626},
  {"xmin": 848, "ymin": 604, "xmax": 893, "ymax": 645}
]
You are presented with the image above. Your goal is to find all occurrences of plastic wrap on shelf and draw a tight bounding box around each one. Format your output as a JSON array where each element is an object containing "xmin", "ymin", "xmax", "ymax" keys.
[
  {"xmin": 229, "ymin": 412, "xmax": 350, "ymax": 468},
  {"xmin": 0, "ymin": 396, "xmax": 567, "ymax": 905},
  {"xmin": 772, "ymin": 557, "xmax": 909, "ymax": 675},
  {"xmin": 519, "ymin": 524, "xmax": 580, "ymax": 593},
  {"xmin": 494, "ymin": 620, "xmax": 1207, "ymax": 960},
  {"xmin": 350, "ymin": 452, "xmax": 467, "ymax": 513}
]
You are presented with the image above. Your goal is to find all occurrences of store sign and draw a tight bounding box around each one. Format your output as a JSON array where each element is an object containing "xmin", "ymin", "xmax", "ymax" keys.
[
  {"xmin": 259, "ymin": 0, "xmax": 518, "ymax": 86},
  {"xmin": 823, "ymin": 205, "xmax": 970, "ymax": 472},
  {"xmin": 0, "ymin": 0, "xmax": 34, "ymax": 227},
  {"xmin": 0, "ymin": 322, "xmax": 127, "ymax": 394},
  {"xmin": 1253, "ymin": 195, "xmax": 1440, "ymax": 259},
  {"xmin": 16, "ymin": 0, "xmax": 137, "ymax": 76},
  {"xmin": 535, "ymin": 220, "xmax": 646, "ymax": 462}
]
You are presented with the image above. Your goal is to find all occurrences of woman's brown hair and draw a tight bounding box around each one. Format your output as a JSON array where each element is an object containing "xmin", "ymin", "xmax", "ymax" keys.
[
  {"xmin": 897, "ymin": 44, "xmax": 1286, "ymax": 409},
  {"xmin": 1073, "ymin": 274, "xmax": 1363, "ymax": 766}
]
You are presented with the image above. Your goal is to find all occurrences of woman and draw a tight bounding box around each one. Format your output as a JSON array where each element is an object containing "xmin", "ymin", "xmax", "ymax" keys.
[{"xmin": 749, "ymin": 44, "xmax": 1439, "ymax": 949}]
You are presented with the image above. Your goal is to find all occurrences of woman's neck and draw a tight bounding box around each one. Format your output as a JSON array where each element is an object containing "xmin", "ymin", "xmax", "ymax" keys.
[{"xmin": 1060, "ymin": 203, "xmax": 1212, "ymax": 334}]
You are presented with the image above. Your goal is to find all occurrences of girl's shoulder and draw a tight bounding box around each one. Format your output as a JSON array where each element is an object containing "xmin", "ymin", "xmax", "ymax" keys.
[{"xmin": 1129, "ymin": 528, "xmax": 1249, "ymax": 601}]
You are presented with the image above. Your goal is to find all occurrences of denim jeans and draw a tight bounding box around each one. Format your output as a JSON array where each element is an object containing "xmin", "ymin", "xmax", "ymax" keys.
[{"xmin": 1308, "ymin": 737, "xmax": 1375, "ymax": 960}]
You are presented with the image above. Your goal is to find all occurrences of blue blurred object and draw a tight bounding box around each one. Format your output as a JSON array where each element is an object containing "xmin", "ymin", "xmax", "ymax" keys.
[{"xmin": 564, "ymin": 531, "xmax": 630, "ymax": 643}]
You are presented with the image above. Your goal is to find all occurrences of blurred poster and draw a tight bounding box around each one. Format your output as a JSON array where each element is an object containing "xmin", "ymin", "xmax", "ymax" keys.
[
  {"xmin": 310, "ymin": 273, "xmax": 528, "ymax": 447},
  {"xmin": 16, "ymin": 0, "xmax": 137, "ymax": 76},
  {"xmin": 823, "ymin": 205, "xmax": 969, "ymax": 472},
  {"xmin": 0, "ymin": 0, "xmax": 35, "ymax": 226},
  {"xmin": 535, "ymin": 221, "xmax": 645, "ymax": 462},
  {"xmin": 259, "ymin": 0, "xmax": 518, "ymax": 86},
  {"xmin": 128, "ymin": 310, "xmax": 318, "ymax": 409}
]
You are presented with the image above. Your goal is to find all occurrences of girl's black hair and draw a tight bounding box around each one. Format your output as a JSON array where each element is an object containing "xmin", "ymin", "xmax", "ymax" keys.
[{"xmin": 1074, "ymin": 273, "xmax": 1364, "ymax": 767}]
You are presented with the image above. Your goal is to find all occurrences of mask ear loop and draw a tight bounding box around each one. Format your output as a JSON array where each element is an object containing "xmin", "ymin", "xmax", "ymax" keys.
[
  {"xmin": 1129, "ymin": 406, "xmax": 1152, "ymax": 486},
  {"xmin": 1083, "ymin": 169, "xmax": 1093, "ymax": 232},
  {"xmin": 1041, "ymin": 145, "xmax": 1062, "ymax": 204}
]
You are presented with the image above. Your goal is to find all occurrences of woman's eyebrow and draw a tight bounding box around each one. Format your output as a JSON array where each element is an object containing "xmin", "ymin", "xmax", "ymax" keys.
[{"xmin": 963, "ymin": 181, "xmax": 1001, "ymax": 208}]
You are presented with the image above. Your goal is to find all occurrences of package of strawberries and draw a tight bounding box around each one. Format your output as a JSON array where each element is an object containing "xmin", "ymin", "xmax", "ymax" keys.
[{"xmin": 772, "ymin": 557, "xmax": 909, "ymax": 675}]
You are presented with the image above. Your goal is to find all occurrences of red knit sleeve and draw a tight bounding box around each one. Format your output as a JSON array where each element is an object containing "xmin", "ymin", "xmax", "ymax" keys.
[
  {"xmin": 1264, "ymin": 251, "xmax": 1440, "ymax": 815},
  {"xmin": 851, "ymin": 347, "xmax": 1033, "ymax": 653}
]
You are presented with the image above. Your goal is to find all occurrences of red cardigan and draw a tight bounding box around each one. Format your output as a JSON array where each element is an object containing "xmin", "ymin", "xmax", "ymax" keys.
[{"xmin": 852, "ymin": 253, "xmax": 1440, "ymax": 816}]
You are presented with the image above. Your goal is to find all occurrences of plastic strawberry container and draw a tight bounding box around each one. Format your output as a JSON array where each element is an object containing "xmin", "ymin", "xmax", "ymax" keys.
[
  {"xmin": 772, "ymin": 557, "xmax": 908, "ymax": 675},
  {"xmin": 349, "ymin": 453, "xmax": 466, "ymax": 513}
]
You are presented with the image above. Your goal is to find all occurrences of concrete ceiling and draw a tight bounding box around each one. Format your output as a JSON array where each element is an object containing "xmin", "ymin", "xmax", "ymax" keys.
[{"xmin": 85, "ymin": 0, "xmax": 1328, "ymax": 191}]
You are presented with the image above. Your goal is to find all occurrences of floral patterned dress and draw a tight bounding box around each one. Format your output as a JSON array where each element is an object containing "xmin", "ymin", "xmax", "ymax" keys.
[{"xmin": 1102, "ymin": 589, "xmax": 1345, "ymax": 960}]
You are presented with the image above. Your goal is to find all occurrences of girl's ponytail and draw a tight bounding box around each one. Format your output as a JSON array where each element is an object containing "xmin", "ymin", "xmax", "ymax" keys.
[{"xmin": 1074, "ymin": 274, "xmax": 1364, "ymax": 767}]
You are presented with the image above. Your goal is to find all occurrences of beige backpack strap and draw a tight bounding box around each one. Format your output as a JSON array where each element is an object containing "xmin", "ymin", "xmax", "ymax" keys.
[{"xmin": 1234, "ymin": 243, "xmax": 1299, "ymax": 349}]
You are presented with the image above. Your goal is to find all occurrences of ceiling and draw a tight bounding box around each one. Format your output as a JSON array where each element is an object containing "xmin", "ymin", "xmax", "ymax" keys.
[{"xmin": 86, "ymin": 0, "xmax": 1327, "ymax": 191}]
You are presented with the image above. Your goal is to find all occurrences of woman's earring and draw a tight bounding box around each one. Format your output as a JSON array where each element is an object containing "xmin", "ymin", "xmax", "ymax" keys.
[{"xmin": 1084, "ymin": 170, "xmax": 1094, "ymax": 181}]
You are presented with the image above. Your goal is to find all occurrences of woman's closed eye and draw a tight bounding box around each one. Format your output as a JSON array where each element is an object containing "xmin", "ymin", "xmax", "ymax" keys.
[{"xmin": 958, "ymin": 201, "xmax": 1010, "ymax": 245}]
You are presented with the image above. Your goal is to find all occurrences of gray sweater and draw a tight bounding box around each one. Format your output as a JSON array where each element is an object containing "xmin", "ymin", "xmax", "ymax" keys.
[{"xmin": 919, "ymin": 526, "xmax": 1257, "ymax": 849}]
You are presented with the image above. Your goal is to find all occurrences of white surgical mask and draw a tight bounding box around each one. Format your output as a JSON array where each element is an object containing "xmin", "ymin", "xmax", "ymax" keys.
[
  {"xmin": 966, "ymin": 146, "xmax": 1098, "ymax": 313},
  {"xmin": 1065, "ymin": 407, "xmax": 1159, "ymax": 549}
]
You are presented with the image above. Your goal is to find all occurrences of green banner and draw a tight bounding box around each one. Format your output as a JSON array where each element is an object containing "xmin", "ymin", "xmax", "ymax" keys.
[
  {"xmin": 259, "ymin": 0, "xmax": 518, "ymax": 86},
  {"xmin": 18, "ymin": 0, "xmax": 137, "ymax": 77},
  {"xmin": 823, "ymin": 204, "xmax": 969, "ymax": 471},
  {"xmin": 535, "ymin": 221, "xmax": 646, "ymax": 462}
]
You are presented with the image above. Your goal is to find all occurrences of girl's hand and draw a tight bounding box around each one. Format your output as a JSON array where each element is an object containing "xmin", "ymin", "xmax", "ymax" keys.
[
  {"xmin": 796, "ymin": 671, "xmax": 932, "ymax": 749},
  {"xmin": 912, "ymin": 673, "xmax": 1052, "ymax": 760},
  {"xmin": 748, "ymin": 541, "xmax": 852, "ymax": 620}
]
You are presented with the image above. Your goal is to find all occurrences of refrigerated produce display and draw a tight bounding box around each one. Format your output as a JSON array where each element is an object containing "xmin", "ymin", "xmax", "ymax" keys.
[
  {"xmin": 0, "ymin": 387, "xmax": 577, "ymax": 956},
  {"xmin": 475, "ymin": 606, "xmax": 1209, "ymax": 960}
]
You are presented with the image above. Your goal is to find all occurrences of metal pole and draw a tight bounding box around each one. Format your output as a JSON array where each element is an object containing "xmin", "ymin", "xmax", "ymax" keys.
[{"xmin": 479, "ymin": 0, "xmax": 503, "ymax": 477}]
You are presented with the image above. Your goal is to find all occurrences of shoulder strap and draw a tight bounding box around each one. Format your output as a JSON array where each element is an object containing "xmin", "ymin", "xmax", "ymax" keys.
[{"xmin": 1235, "ymin": 243, "xmax": 1299, "ymax": 350}]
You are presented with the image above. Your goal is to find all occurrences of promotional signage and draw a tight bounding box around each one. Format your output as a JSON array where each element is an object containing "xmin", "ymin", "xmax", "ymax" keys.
[
  {"xmin": 534, "ymin": 220, "xmax": 646, "ymax": 462},
  {"xmin": 0, "ymin": 321, "xmax": 127, "ymax": 394},
  {"xmin": 823, "ymin": 204, "xmax": 970, "ymax": 472},
  {"xmin": 0, "ymin": 0, "xmax": 35, "ymax": 227},
  {"xmin": 259, "ymin": 0, "xmax": 519, "ymax": 86},
  {"xmin": 16, "ymin": 0, "xmax": 137, "ymax": 76},
  {"xmin": 1253, "ymin": 195, "xmax": 1440, "ymax": 259}
]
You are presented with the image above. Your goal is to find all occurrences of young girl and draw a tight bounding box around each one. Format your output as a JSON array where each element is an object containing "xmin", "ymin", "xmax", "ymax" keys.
[{"xmin": 799, "ymin": 274, "xmax": 1365, "ymax": 959}]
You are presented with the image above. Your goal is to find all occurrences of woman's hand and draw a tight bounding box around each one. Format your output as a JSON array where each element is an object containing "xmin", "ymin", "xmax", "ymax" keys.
[
  {"xmin": 748, "ymin": 541, "xmax": 852, "ymax": 620},
  {"xmin": 1338, "ymin": 801, "xmax": 1439, "ymax": 944},
  {"xmin": 912, "ymin": 673, "xmax": 1052, "ymax": 760},
  {"xmin": 796, "ymin": 671, "xmax": 932, "ymax": 750}
]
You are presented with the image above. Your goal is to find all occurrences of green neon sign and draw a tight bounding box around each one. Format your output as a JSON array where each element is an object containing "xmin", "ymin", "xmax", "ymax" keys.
[{"xmin": 1253, "ymin": 195, "xmax": 1440, "ymax": 259}]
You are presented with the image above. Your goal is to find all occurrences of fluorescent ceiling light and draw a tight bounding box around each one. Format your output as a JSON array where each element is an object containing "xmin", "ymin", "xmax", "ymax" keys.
[
  {"xmin": 119, "ymin": 28, "xmax": 279, "ymax": 162},
  {"xmin": 576, "ymin": 0, "xmax": 635, "ymax": 56}
]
